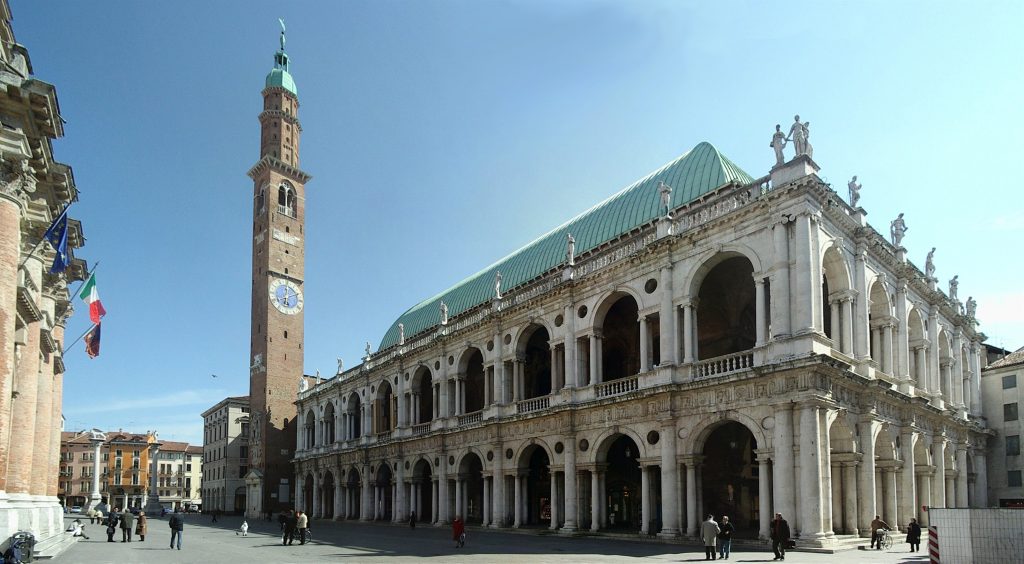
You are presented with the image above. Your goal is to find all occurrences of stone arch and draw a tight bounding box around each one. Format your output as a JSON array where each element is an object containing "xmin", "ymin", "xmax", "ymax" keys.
[
  {"xmin": 456, "ymin": 446, "xmax": 491, "ymax": 474},
  {"xmin": 411, "ymin": 365, "xmax": 433, "ymax": 424},
  {"xmin": 374, "ymin": 461, "xmax": 394, "ymax": 521},
  {"xmin": 303, "ymin": 408, "xmax": 316, "ymax": 449},
  {"xmin": 323, "ymin": 401, "xmax": 336, "ymax": 444},
  {"xmin": 701, "ymin": 420, "xmax": 761, "ymax": 533},
  {"xmin": 868, "ymin": 277, "xmax": 894, "ymax": 373},
  {"xmin": 346, "ymin": 391, "xmax": 362, "ymax": 439},
  {"xmin": 593, "ymin": 431, "xmax": 644, "ymax": 530},
  {"xmin": 303, "ymin": 471, "xmax": 315, "ymax": 514},
  {"xmin": 516, "ymin": 442, "xmax": 553, "ymax": 527},
  {"xmin": 278, "ymin": 181, "xmax": 296, "ymax": 217},
  {"xmin": 456, "ymin": 450, "xmax": 485, "ymax": 524},
  {"xmin": 458, "ymin": 345, "xmax": 485, "ymax": 413},
  {"xmin": 592, "ymin": 287, "xmax": 646, "ymax": 328},
  {"xmin": 828, "ymin": 413, "xmax": 858, "ymax": 534},
  {"xmin": 512, "ymin": 439, "xmax": 555, "ymax": 471},
  {"xmin": 682, "ymin": 246, "xmax": 764, "ymax": 298},
  {"xmin": 411, "ymin": 458, "xmax": 433, "ymax": 524},
  {"xmin": 321, "ymin": 470, "xmax": 336, "ymax": 519},
  {"xmin": 515, "ymin": 323, "xmax": 552, "ymax": 399},
  {"xmin": 591, "ymin": 426, "xmax": 649, "ymax": 465},
  {"xmin": 684, "ymin": 411, "xmax": 768, "ymax": 456},
  {"xmin": 593, "ymin": 291, "xmax": 642, "ymax": 382},
  {"xmin": 821, "ymin": 246, "xmax": 852, "ymax": 348},
  {"xmin": 693, "ymin": 253, "xmax": 757, "ymax": 360},
  {"xmin": 374, "ymin": 380, "xmax": 394, "ymax": 434},
  {"xmin": 938, "ymin": 330, "xmax": 953, "ymax": 401}
]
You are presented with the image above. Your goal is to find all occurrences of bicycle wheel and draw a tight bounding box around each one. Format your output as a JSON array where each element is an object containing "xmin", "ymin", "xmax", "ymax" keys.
[{"xmin": 881, "ymin": 534, "xmax": 893, "ymax": 550}]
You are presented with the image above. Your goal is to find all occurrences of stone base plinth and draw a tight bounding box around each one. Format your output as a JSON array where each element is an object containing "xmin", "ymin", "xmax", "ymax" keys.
[{"xmin": 770, "ymin": 154, "xmax": 820, "ymax": 187}]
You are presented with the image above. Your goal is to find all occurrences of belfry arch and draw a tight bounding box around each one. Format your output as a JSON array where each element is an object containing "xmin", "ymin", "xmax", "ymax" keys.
[
  {"xmin": 459, "ymin": 348, "xmax": 486, "ymax": 413},
  {"xmin": 516, "ymin": 325, "xmax": 552, "ymax": 400},
  {"xmin": 596, "ymin": 293, "xmax": 641, "ymax": 381},
  {"xmin": 412, "ymin": 366, "xmax": 433, "ymax": 424}
]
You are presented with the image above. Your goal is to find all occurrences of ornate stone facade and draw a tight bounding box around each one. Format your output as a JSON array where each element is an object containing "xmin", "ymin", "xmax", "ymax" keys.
[
  {"xmin": 294, "ymin": 139, "xmax": 990, "ymax": 545},
  {"xmin": 0, "ymin": 0, "xmax": 88, "ymax": 556}
]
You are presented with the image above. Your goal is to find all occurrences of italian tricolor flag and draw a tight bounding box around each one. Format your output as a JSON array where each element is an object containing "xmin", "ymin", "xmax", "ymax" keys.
[{"xmin": 78, "ymin": 274, "xmax": 107, "ymax": 324}]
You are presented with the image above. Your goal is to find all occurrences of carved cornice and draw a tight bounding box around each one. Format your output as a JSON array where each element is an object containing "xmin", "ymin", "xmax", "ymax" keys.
[{"xmin": 247, "ymin": 154, "xmax": 312, "ymax": 184}]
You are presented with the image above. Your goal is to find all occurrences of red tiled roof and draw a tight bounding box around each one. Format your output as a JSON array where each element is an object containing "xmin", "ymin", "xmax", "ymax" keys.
[{"xmin": 989, "ymin": 346, "xmax": 1024, "ymax": 370}]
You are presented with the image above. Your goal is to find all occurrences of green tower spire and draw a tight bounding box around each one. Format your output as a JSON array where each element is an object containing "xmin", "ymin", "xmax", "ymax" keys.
[{"xmin": 265, "ymin": 18, "xmax": 297, "ymax": 95}]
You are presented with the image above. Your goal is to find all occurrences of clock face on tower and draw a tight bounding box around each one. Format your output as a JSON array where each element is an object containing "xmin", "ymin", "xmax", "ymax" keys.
[{"xmin": 268, "ymin": 278, "xmax": 303, "ymax": 315}]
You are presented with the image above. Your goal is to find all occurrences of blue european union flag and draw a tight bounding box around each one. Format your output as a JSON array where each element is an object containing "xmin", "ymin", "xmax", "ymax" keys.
[{"xmin": 42, "ymin": 207, "xmax": 69, "ymax": 273}]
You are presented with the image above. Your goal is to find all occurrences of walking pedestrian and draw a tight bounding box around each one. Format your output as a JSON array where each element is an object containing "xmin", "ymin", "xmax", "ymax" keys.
[
  {"xmin": 282, "ymin": 510, "xmax": 297, "ymax": 545},
  {"xmin": 136, "ymin": 511, "xmax": 147, "ymax": 542},
  {"xmin": 770, "ymin": 512, "xmax": 791, "ymax": 561},
  {"xmin": 120, "ymin": 509, "xmax": 134, "ymax": 542},
  {"xmin": 718, "ymin": 515, "xmax": 735, "ymax": 559},
  {"xmin": 701, "ymin": 514, "xmax": 720, "ymax": 560},
  {"xmin": 278, "ymin": 511, "xmax": 287, "ymax": 531},
  {"xmin": 237, "ymin": 520, "xmax": 249, "ymax": 536},
  {"xmin": 452, "ymin": 515, "xmax": 465, "ymax": 548},
  {"xmin": 297, "ymin": 510, "xmax": 308, "ymax": 545},
  {"xmin": 212, "ymin": 509, "xmax": 218, "ymax": 523},
  {"xmin": 906, "ymin": 517, "xmax": 922, "ymax": 552},
  {"xmin": 870, "ymin": 515, "xmax": 891, "ymax": 550},
  {"xmin": 168, "ymin": 511, "xmax": 184, "ymax": 550},
  {"xmin": 409, "ymin": 510, "xmax": 416, "ymax": 529}
]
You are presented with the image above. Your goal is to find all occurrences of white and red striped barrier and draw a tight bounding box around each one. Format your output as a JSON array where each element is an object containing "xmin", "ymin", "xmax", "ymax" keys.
[{"xmin": 928, "ymin": 525, "xmax": 939, "ymax": 563}]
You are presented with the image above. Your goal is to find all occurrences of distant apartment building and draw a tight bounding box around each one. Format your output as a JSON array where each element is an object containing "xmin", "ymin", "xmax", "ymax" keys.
[
  {"xmin": 982, "ymin": 346, "xmax": 1024, "ymax": 507},
  {"xmin": 201, "ymin": 396, "xmax": 250, "ymax": 513},
  {"xmin": 156, "ymin": 441, "xmax": 203, "ymax": 510},
  {"xmin": 59, "ymin": 430, "xmax": 156, "ymax": 510}
]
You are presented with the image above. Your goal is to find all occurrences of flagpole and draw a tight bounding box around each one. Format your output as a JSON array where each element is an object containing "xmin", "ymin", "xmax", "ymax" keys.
[
  {"xmin": 19, "ymin": 204, "xmax": 69, "ymax": 269},
  {"xmin": 69, "ymin": 260, "xmax": 100, "ymax": 299},
  {"xmin": 64, "ymin": 322, "xmax": 97, "ymax": 352}
]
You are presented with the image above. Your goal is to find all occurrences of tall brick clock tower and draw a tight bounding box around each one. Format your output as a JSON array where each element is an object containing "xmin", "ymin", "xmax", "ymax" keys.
[{"xmin": 244, "ymin": 22, "xmax": 310, "ymax": 518}]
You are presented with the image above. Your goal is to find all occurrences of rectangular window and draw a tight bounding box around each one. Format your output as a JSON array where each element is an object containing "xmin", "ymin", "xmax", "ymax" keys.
[
  {"xmin": 133, "ymin": 449, "xmax": 141, "ymax": 457},
  {"xmin": 240, "ymin": 465, "xmax": 248, "ymax": 478},
  {"xmin": 1005, "ymin": 403, "xmax": 1019, "ymax": 422},
  {"xmin": 240, "ymin": 446, "xmax": 248, "ymax": 458},
  {"xmin": 114, "ymin": 474, "xmax": 121, "ymax": 486},
  {"xmin": 132, "ymin": 475, "xmax": 140, "ymax": 486},
  {"xmin": 1009, "ymin": 471, "xmax": 1023, "ymax": 488},
  {"xmin": 1004, "ymin": 375, "xmax": 1018, "ymax": 389},
  {"xmin": 115, "ymin": 449, "xmax": 122, "ymax": 457},
  {"xmin": 1008, "ymin": 436, "xmax": 1021, "ymax": 456}
]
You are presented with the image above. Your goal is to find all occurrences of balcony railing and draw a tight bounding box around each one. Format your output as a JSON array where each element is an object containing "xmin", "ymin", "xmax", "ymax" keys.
[
  {"xmin": 595, "ymin": 375, "xmax": 639, "ymax": 398},
  {"xmin": 457, "ymin": 411, "xmax": 482, "ymax": 426},
  {"xmin": 376, "ymin": 431, "xmax": 392, "ymax": 442},
  {"xmin": 516, "ymin": 396, "xmax": 550, "ymax": 414},
  {"xmin": 694, "ymin": 350, "xmax": 755, "ymax": 379},
  {"xmin": 411, "ymin": 423, "xmax": 430, "ymax": 435}
]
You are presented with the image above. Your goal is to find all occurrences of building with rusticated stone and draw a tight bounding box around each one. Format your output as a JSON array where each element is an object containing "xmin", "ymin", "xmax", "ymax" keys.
[
  {"xmin": 292, "ymin": 129, "xmax": 993, "ymax": 547},
  {"xmin": 0, "ymin": 0, "xmax": 88, "ymax": 557}
]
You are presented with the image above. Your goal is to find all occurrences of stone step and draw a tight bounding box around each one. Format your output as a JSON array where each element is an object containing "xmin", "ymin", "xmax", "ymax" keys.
[{"xmin": 29, "ymin": 529, "xmax": 80, "ymax": 560}]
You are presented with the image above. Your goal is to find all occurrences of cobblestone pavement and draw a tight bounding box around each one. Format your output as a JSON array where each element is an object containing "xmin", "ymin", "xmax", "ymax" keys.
[{"xmin": 53, "ymin": 515, "xmax": 931, "ymax": 564}]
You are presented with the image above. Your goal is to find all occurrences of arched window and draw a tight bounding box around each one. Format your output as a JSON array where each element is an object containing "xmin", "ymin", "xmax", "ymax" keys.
[{"xmin": 277, "ymin": 183, "xmax": 296, "ymax": 218}]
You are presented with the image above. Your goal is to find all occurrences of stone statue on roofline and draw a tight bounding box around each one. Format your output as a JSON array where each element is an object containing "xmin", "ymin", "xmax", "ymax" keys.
[
  {"xmin": 965, "ymin": 296, "xmax": 977, "ymax": 319},
  {"xmin": 786, "ymin": 115, "xmax": 808, "ymax": 157},
  {"xmin": 770, "ymin": 124, "xmax": 787, "ymax": 166},
  {"xmin": 298, "ymin": 375, "xmax": 308, "ymax": 393},
  {"xmin": 336, "ymin": 357, "xmax": 344, "ymax": 375},
  {"xmin": 925, "ymin": 247, "xmax": 936, "ymax": 279},
  {"xmin": 364, "ymin": 341, "xmax": 372, "ymax": 359},
  {"xmin": 566, "ymin": 233, "xmax": 576, "ymax": 266},
  {"xmin": 658, "ymin": 181, "xmax": 673, "ymax": 218},
  {"xmin": 315, "ymin": 370, "xmax": 321, "ymax": 386},
  {"xmin": 848, "ymin": 176, "xmax": 862, "ymax": 208},
  {"xmin": 440, "ymin": 301, "xmax": 449, "ymax": 325},
  {"xmin": 948, "ymin": 275, "xmax": 959, "ymax": 301},
  {"xmin": 398, "ymin": 323, "xmax": 405, "ymax": 345},
  {"xmin": 890, "ymin": 213, "xmax": 908, "ymax": 247},
  {"xmin": 494, "ymin": 271, "xmax": 503, "ymax": 299}
]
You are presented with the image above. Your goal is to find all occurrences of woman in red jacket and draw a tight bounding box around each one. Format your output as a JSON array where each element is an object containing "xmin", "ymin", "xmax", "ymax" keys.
[{"xmin": 452, "ymin": 516, "xmax": 465, "ymax": 548}]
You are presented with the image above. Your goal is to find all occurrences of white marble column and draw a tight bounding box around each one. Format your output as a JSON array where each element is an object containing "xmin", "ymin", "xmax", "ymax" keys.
[
  {"xmin": 513, "ymin": 473, "xmax": 522, "ymax": 527},
  {"xmin": 952, "ymin": 331, "xmax": 965, "ymax": 409},
  {"xmin": 640, "ymin": 465, "xmax": 651, "ymax": 534},
  {"xmin": 754, "ymin": 276, "xmax": 767, "ymax": 347},
  {"xmin": 639, "ymin": 316, "xmax": 650, "ymax": 373},
  {"xmin": 884, "ymin": 467, "xmax": 898, "ymax": 527},
  {"xmin": 590, "ymin": 470, "xmax": 601, "ymax": 531},
  {"xmin": 564, "ymin": 304, "xmax": 578, "ymax": 388},
  {"xmin": 798, "ymin": 404, "xmax": 825, "ymax": 538},
  {"xmin": 970, "ymin": 343, "xmax": 983, "ymax": 415},
  {"xmin": 549, "ymin": 473, "xmax": 558, "ymax": 529},
  {"xmin": 772, "ymin": 404, "xmax": 796, "ymax": 524},
  {"xmin": 842, "ymin": 462, "xmax": 858, "ymax": 535},
  {"xmin": 857, "ymin": 420, "xmax": 878, "ymax": 533},
  {"xmin": 932, "ymin": 440, "xmax": 946, "ymax": 508},
  {"xmin": 853, "ymin": 248, "xmax": 870, "ymax": 360},
  {"xmin": 659, "ymin": 264, "xmax": 677, "ymax": 365},
  {"xmin": 899, "ymin": 431, "xmax": 916, "ymax": 525},
  {"xmin": 841, "ymin": 296, "xmax": 854, "ymax": 356},
  {"xmin": 757, "ymin": 453, "xmax": 771, "ymax": 539},
  {"xmin": 659, "ymin": 422, "xmax": 679, "ymax": 537},
  {"xmin": 563, "ymin": 438, "xmax": 577, "ymax": 532},
  {"xmin": 684, "ymin": 456, "xmax": 699, "ymax": 536},
  {"xmin": 84, "ymin": 436, "xmax": 105, "ymax": 513},
  {"xmin": 927, "ymin": 310, "xmax": 941, "ymax": 407},
  {"xmin": 973, "ymin": 451, "xmax": 988, "ymax": 507},
  {"xmin": 438, "ymin": 460, "xmax": 449, "ymax": 523},
  {"xmin": 955, "ymin": 448, "xmax": 969, "ymax": 508},
  {"xmin": 589, "ymin": 333, "xmax": 601, "ymax": 385},
  {"xmin": 895, "ymin": 280, "xmax": 911, "ymax": 391},
  {"xmin": 431, "ymin": 479, "xmax": 439, "ymax": 523},
  {"xmin": 830, "ymin": 299, "xmax": 841, "ymax": 346},
  {"xmin": 682, "ymin": 302, "xmax": 695, "ymax": 364},
  {"xmin": 455, "ymin": 475, "xmax": 463, "ymax": 520},
  {"xmin": 793, "ymin": 213, "xmax": 815, "ymax": 334},
  {"xmin": 771, "ymin": 219, "xmax": 792, "ymax": 338},
  {"xmin": 144, "ymin": 442, "xmax": 162, "ymax": 515},
  {"xmin": 881, "ymin": 322, "xmax": 894, "ymax": 375},
  {"xmin": 492, "ymin": 445, "xmax": 504, "ymax": 527}
]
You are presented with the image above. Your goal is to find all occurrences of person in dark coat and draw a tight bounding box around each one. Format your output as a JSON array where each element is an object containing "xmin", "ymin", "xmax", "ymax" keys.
[
  {"xmin": 770, "ymin": 512, "xmax": 791, "ymax": 561},
  {"xmin": 906, "ymin": 517, "xmax": 922, "ymax": 552},
  {"xmin": 282, "ymin": 510, "xmax": 297, "ymax": 545},
  {"xmin": 717, "ymin": 515, "xmax": 736, "ymax": 560},
  {"xmin": 409, "ymin": 510, "xmax": 416, "ymax": 529},
  {"xmin": 168, "ymin": 511, "xmax": 184, "ymax": 550},
  {"xmin": 105, "ymin": 510, "xmax": 119, "ymax": 542},
  {"xmin": 120, "ymin": 509, "xmax": 134, "ymax": 542}
]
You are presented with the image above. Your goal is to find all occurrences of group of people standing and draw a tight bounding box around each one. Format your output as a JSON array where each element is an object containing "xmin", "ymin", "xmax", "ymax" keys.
[
  {"xmin": 278, "ymin": 509, "xmax": 310, "ymax": 545},
  {"xmin": 100, "ymin": 507, "xmax": 147, "ymax": 543},
  {"xmin": 699, "ymin": 514, "xmax": 736, "ymax": 560}
]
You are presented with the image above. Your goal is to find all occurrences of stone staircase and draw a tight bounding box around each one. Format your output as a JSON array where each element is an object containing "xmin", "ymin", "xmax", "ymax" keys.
[{"xmin": 31, "ymin": 529, "xmax": 80, "ymax": 560}]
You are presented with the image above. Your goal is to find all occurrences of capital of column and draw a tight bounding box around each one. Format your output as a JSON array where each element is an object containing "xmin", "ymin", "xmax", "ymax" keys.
[{"xmin": 680, "ymin": 454, "xmax": 704, "ymax": 466}]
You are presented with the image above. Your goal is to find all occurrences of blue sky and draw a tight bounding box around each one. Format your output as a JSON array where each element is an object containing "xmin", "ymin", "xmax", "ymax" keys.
[{"xmin": 13, "ymin": 1, "xmax": 1022, "ymax": 445}]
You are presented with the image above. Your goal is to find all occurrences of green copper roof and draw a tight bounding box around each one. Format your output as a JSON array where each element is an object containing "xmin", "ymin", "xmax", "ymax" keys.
[
  {"xmin": 377, "ymin": 142, "xmax": 753, "ymax": 350},
  {"xmin": 266, "ymin": 67, "xmax": 297, "ymax": 95}
]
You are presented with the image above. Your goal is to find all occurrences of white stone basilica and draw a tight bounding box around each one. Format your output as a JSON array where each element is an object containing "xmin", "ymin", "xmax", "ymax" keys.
[{"xmin": 293, "ymin": 126, "xmax": 991, "ymax": 546}]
